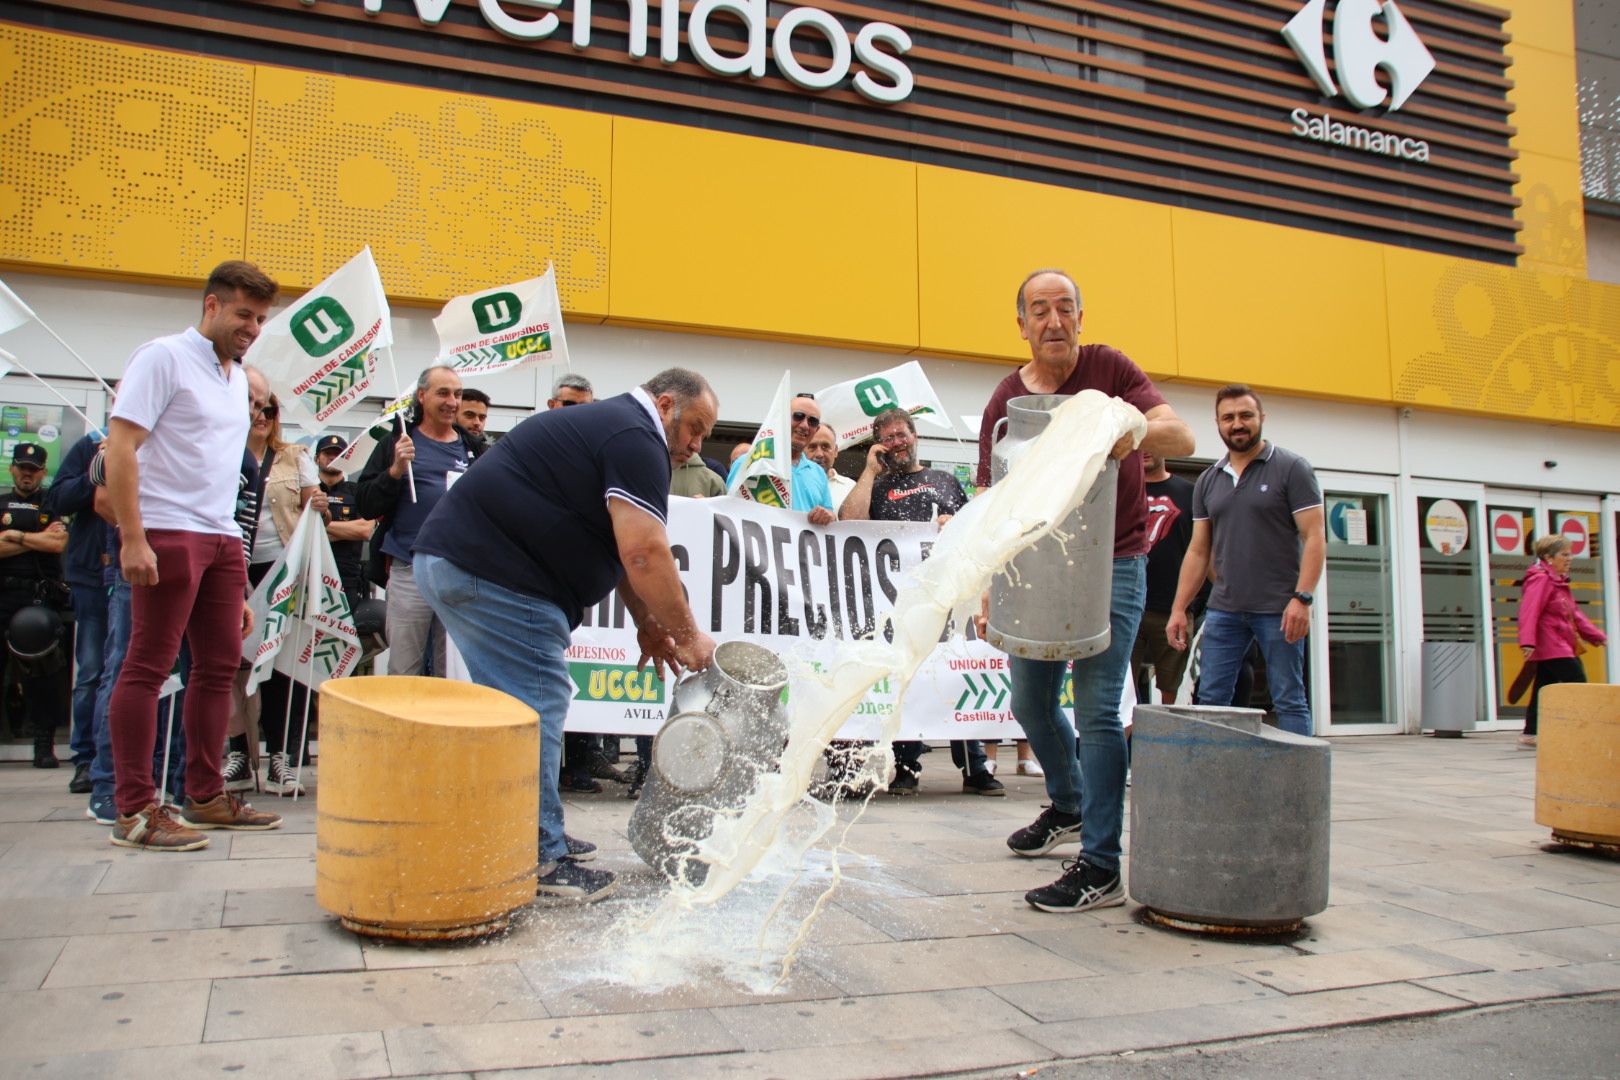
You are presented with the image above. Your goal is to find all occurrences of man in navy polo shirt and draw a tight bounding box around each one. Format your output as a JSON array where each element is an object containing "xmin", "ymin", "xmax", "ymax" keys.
[
  {"xmin": 414, "ymin": 367, "xmax": 719, "ymax": 902},
  {"xmin": 1166, "ymin": 384, "xmax": 1325, "ymax": 736}
]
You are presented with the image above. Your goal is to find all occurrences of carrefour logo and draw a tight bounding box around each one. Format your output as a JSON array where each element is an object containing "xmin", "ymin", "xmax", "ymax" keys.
[
  {"xmin": 1282, "ymin": 0, "xmax": 1435, "ymax": 112},
  {"xmin": 291, "ymin": 296, "xmax": 355, "ymax": 358},
  {"xmin": 1281, "ymin": 0, "xmax": 1436, "ymax": 164}
]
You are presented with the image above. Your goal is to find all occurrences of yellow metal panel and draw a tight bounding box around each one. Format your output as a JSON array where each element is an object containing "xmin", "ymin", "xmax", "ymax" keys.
[
  {"xmin": 0, "ymin": 25, "xmax": 251, "ymax": 280},
  {"xmin": 915, "ymin": 165, "xmax": 1177, "ymax": 377},
  {"xmin": 1386, "ymin": 247, "xmax": 1573, "ymax": 422},
  {"xmin": 1516, "ymin": 151, "xmax": 1588, "ymax": 277},
  {"xmin": 1171, "ymin": 210, "xmax": 1390, "ymax": 402},
  {"xmin": 1504, "ymin": 46, "xmax": 1581, "ymax": 164},
  {"xmin": 607, "ymin": 118, "xmax": 917, "ymax": 349},
  {"xmin": 1566, "ymin": 277, "xmax": 1620, "ymax": 428},
  {"xmin": 1503, "ymin": 0, "xmax": 1576, "ymax": 56},
  {"xmin": 248, "ymin": 66, "xmax": 611, "ymax": 315}
]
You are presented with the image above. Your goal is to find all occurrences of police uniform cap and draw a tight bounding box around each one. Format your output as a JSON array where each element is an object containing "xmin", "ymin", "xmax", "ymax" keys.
[{"xmin": 12, "ymin": 444, "xmax": 46, "ymax": 470}]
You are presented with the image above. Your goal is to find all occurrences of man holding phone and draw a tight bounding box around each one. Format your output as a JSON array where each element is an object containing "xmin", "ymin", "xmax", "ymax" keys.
[{"xmin": 839, "ymin": 408, "xmax": 1001, "ymax": 796}]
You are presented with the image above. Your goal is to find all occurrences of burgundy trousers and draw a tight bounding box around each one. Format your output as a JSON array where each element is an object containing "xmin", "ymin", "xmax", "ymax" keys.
[{"xmin": 110, "ymin": 530, "xmax": 246, "ymax": 815}]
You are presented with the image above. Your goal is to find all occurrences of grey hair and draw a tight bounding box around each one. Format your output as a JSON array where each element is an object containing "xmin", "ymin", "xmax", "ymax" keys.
[
  {"xmin": 872, "ymin": 406, "xmax": 914, "ymax": 437},
  {"xmin": 553, "ymin": 372, "xmax": 593, "ymax": 395},
  {"xmin": 416, "ymin": 365, "xmax": 458, "ymax": 394},
  {"xmin": 1015, "ymin": 269, "xmax": 1082, "ymax": 319},
  {"xmin": 641, "ymin": 367, "xmax": 715, "ymax": 409}
]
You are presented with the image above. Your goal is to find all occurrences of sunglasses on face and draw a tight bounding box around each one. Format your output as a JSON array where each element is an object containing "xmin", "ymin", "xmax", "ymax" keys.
[
  {"xmin": 791, "ymin": 411, "xmax": 821, "ymax": 430},
  {"xmin": 252, "ymin": 402, "xmax": 279, "ymax": 419}
]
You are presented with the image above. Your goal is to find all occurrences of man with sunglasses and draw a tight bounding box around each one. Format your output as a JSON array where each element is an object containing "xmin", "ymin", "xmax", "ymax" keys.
[{"xmin": 726, "ymin": 394, "xmax": 835, "ymax": 526}]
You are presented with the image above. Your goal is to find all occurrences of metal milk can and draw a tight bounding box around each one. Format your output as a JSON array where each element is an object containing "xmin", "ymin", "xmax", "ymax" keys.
[
  {"xmin": 627, "ymin": 640, "xmax": 790, "ymax": 887},
  {"xmin": 986, "ymin": 394, "xmax": 1118, "ymax": 661}
]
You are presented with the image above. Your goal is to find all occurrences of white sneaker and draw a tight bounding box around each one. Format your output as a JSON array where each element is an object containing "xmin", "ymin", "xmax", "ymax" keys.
[
  {"xmin": 266, "ymin": 752, "xmax": 306, "ymax": 796},
  {"xmin": 1017, "ymin": 759, "xmax": 1044, "ymax": 777}
]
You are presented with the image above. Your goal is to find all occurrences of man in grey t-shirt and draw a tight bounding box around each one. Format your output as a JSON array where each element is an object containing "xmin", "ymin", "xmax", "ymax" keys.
[{"xmin": 1165, "ymin": 384, "xmax": 1325, "ymax": 736}]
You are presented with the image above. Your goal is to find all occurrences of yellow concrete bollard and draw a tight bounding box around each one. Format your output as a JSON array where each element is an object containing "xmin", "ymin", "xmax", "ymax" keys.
[
  {"xmin": 1535, "ymin": 683, "xmax": 1620, "ymax": 854},
  {"xmin": 316, "ymin": 676, "xmax": 539, "ymax": 940}
]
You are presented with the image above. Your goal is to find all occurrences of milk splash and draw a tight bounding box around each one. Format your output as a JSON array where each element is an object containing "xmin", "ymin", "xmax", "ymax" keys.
[{"xmin": 612, "ymin": 390, "xmax": 1145, "ymax": 987}]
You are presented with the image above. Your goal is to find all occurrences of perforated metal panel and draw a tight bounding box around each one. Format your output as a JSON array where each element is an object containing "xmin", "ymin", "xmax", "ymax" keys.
[
  {"xmin": 247, "ymin": 67, "xmax": 610, "ymax": 311},
  {"xmin": 0, "ymin": 25, "xmax": 251, "ymax": 278},
  {"xmin": 1568, "ymin": 276, "xmax": 1620, "ymax": 426}
]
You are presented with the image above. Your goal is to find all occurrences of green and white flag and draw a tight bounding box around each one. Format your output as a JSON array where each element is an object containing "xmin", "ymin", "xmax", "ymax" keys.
[
  {"xmin": 727, "ymin": 370, "xmax": 793, "ymax": 509},
  {"xmin": 327, "ymin": 388, "xmax": 414, "ymax": 477},
  {"xmin": 432, "ymin": 266, "xmax": 569, "ymax": 377},
  {"xmin": 815, "ymin": 360, "xmax": 953, "ymax": 449},
  {"xmin": 243, "ymin": 504, "xmax": 361, "ymax": 694},
  {"xmin": 246, "ymin": 248, "xmax": 392, "ymax": 425}
]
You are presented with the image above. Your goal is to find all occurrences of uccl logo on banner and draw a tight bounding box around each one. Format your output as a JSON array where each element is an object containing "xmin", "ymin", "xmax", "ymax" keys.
[
  {"xmin": 291, "ymin": 297, "xmax": 356, "ymax": 358},
  {"xmin": 569, "ymin": 662, "xmax": 666, "ymax": 704},
  {"xmin": 1282, "ymin": 0, "xmax": 1435, "ymax": 112}
]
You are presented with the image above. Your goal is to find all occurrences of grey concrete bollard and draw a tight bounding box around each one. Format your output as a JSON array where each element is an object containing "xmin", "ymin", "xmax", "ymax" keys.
[{"xmin": 1129, "ymin": 705, "xmax": 1331, "ymax": 934}]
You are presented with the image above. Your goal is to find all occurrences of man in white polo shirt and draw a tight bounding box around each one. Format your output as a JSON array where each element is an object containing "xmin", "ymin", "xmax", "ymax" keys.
[{"xmin": 104, "ymin": 261, "xmax": 283, "ymax": 851}]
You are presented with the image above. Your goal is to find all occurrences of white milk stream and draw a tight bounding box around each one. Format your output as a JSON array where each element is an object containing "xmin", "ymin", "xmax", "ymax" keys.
[{"xmin": 559, "ymin": 391, "xmax": 1145, "ymax": 991}]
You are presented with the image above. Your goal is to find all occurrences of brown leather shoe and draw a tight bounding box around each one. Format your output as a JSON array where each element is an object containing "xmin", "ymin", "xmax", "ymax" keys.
[
  {"xmin": 180, "ymin": 791, "xmax": 282, "ymax": 831},
  {"xmin": 111, "ymin": 803, "xmax": 209, "ymax": 851}
]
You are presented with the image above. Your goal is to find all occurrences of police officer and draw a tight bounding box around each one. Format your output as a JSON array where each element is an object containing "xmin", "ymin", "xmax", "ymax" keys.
[
  {"xmin": 314, "ymin": 435, "xmax": 375, "ymax": 614},
  {"xmin": 0, "ymin": 443, "xmax": 70, "ymax": 767}
]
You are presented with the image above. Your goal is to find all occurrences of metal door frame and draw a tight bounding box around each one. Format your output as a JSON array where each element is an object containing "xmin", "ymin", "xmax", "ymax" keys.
[
  {"xmin": 1315, "ymin": 471, "xmax": 1403, "ymax": 735},
  {"xmin": 1408, "ymin": 479, "xmax": 1494, "ymax": 732}
]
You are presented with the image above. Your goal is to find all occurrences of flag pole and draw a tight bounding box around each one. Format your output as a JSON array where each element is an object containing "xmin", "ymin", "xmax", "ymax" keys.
[
  {"xmin": 0, "ymin": 279, "xmax": 118, "ymax": 398},
  {"xmin": 290, "ymin": 511, "xmax": 325, "ymax": 803},
  {"xmin": 383, "ymin": 347, "xmax": 417, "ymax": 502},
  {"xmin": 157, "ymin": 691, "xmax": 176, "ymax": 811},
  {"xmin": 36, "ymin": 322, "xmax": 118, "ymax": 398},
  {"xmin": 0, "ymin": 347, "xmax": 100, "ymax": 430}
]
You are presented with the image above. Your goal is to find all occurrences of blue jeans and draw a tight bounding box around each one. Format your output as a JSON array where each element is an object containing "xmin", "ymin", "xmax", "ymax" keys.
[
  {"xmin": 69, "ymin": 584, "xmax": 108, "ymax": 766},
  {"xmin": 91, "ymin": 580, "xmax": 186, "ymax": 806},
  {"xmin": 415, "ymin": 554, "xmax": 572, "ymax": 864},
  {"xmin": 1009, "ymin": 555, "xmax": 1146, "ymax": 875},
  {"xmin": 1197, "ymin": 609, "xmax": 1311, "ymax": 736}
]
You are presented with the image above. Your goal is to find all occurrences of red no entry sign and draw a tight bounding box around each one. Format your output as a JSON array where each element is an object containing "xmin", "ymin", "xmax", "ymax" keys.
[
  {"xmin": 1491, "ymin": 511, "xmax": 1522, "ymax": 556},
  {"xmin": 1559, "ymin": 515, "xmax": 1589, "ymax": 558}
]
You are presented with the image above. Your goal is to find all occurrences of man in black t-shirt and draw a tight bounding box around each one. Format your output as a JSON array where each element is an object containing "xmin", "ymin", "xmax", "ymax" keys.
[
  {"xmin": 840, "ymin": 408, "xmax": 1002, "ymax": 797},
  {"xmin": 0, "ymin": 443, "xmax": 69, "ymax": 768},
  {"xmin": 1130, "ymin": 452, "xmax": 1207, "ymax": 705},
  {"xmin": 314, "ymin": 435, "xmax": 373, "ymax": 612}
]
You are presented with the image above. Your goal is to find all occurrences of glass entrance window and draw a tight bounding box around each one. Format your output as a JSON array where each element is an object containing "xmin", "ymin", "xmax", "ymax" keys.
[
  {"xmin": 1417, "ymin": 496, "xmax": 1484, "ymax": 726},
  {"xmin": 1551, "ymin": 508, "xmax": 1607, "ymax": 683},
  {"xmin": 1486, "ymin": 504, "xmax": 1535, "ymax": 723},
  {"xmin": 1324, "ymin": 493, "xmax": 1393, "ymax": 725}
]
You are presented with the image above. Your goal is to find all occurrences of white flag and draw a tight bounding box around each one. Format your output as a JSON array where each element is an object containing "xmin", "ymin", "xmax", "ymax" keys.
[
  {"xmin": 246, "ymin": 248, "xmax": 393, "ymax": 426},
  {"xmin": 0, "ymin": 278, "xmax": 38, "ymax": 337},
  {"xmin": 433, "ymin": 266, "xmax": 569, "ymax": 377},
  {"xmin": 328, "ymin": 389, "xmax": 413, "ymax": 476},
  {"xmin": 727, "ymin": 371, "xmax": 794, "ymax": 508},
  {"xmin": 815, "ymin": 361, "xmax": 954, "ymax": 449},
  {"xmin": 243, "ymin": 504, "xmax": 361, "ymax": 693}
]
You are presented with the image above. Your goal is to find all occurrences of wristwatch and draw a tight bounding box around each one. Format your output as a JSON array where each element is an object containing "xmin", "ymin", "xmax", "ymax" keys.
[{"xmin": 1292, "ymin": 591, "xmax": 1314, "ymax": 606}]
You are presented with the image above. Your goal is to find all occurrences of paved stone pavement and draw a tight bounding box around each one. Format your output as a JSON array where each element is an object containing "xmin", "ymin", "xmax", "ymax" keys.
[{"xmin": 1, "ymin": 732, "xmax": 1617, "ymax": 1079}]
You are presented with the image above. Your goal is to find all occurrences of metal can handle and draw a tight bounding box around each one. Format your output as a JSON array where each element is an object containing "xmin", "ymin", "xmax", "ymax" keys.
[{"xmin": 990, "ymin": 416, "xmax": 1009, "ymax": 446}]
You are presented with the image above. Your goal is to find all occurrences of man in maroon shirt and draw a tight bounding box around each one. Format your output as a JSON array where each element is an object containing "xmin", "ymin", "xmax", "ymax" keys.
[{"xmin": 979, "ymin": 268, "xmax": 1194, "ymax": 913}]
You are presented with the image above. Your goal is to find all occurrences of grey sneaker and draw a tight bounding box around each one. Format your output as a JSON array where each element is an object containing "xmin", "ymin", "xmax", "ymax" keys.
[
  {"xmin": 1007, "ymin": 805, "xmax": 1082, "ymax": 857},
  {"xmin": 1025, "ymin": 858, "xmax": 1125, "ymax": 913},
  {"xmin": 536, "ymin": 860, "xmax": 616, "ymax": 901}
]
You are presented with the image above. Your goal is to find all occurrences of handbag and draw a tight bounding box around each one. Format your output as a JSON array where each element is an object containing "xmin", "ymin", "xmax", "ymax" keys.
[
  {"xmin": 1569, "ymin": 605, "xmax": 1589, "ymax": 657},
  {"xmin": 1507, "ymin": 659, "xmax": 1537, "ymax": 705}
]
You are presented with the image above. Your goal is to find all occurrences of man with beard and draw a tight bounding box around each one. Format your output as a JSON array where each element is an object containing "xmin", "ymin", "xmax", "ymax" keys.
[
  {"xmin": 1166, "ymin": 384, "xmax": 1324, "ymax": 736},
  {"xmin": 842, "ymin": 408, "xmax": 1002, "ymax": 796},
  {"xmin": 413, "ymin": 368, "xmax": 719, "ymax": 902}
]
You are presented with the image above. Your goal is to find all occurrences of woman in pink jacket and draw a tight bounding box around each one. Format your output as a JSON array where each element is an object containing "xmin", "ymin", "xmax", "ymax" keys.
[{"xmin": 1517, "ymin": 534, "xmax": 1606, "ymax": 747}]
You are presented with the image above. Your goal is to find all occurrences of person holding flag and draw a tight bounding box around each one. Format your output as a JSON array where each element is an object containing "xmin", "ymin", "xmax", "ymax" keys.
[
  {"xmin": 356, "ymin": 365, "xmax": 479, "ymax": 677},
  {"xmin": 725, "ymin": 385, "xmax": 835, "ymax": 525},
  {"xmin": 104, "ymin": 260, "xmax": 283, "ymax": 850}
]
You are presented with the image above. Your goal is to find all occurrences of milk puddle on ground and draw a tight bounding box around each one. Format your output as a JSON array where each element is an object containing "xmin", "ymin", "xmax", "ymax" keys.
[{"xmin": 540, "ymin": 391, "xmax": 1144, "ymax": 993}]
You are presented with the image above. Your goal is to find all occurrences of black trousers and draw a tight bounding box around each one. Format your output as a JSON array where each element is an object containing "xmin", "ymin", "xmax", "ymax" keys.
[{"xmin": 1524, "ymin": 656, "xmax": 1586, "ymax": 736}]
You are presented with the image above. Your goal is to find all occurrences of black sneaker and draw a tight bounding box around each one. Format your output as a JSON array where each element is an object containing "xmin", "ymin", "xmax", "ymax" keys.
[
  {"xmin": 961, "ymin": 771, "xmax": 1006, "ymax": 796},
  {"xmin": 888, "ymin": 771, "xmax": 919, "ymax": 796},
  {"xmin": 221, "ymin": 750, "xmax": 255, "ymax": 793},
  {"xmin": 626, "ymin": 763, "xmax": 646, "ymax": 800},
  {"xmin": 561, "ymin": 774, "xmax": 603, "ymax": 794},
  {"xmin": 1007, "ymin": 805, "xmax": 1081, "ymax": 857},
  {"xmin": 563, "ymin": 834, "xmax": 597, "ymax": 862},
  {"xmin": 536, "ymin": 860, "xmax": 616, "ymax": 901},
  {"xmin": 587, "ymin": 748, "xmax": 627, "ymax": 784},
  {"xmin": 1025, "ymin": 858, "xmax": 1125, "ymax": 913},
  {"xmin": 69, "ymin": 762, "xmax": 92, "ymax": 794}
]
